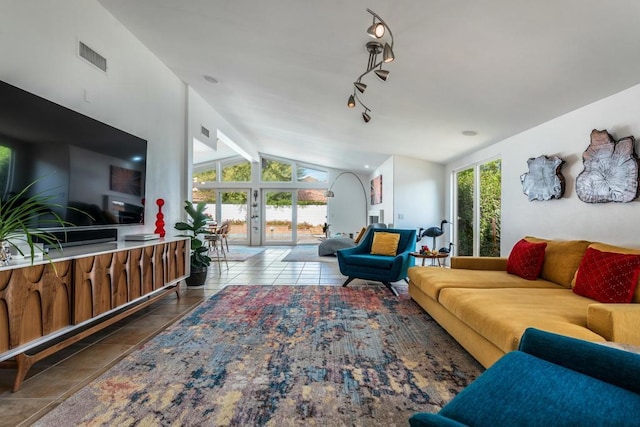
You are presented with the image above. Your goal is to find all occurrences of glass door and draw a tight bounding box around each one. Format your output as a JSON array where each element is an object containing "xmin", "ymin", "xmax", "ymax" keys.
[
  {"xmin": 219, "ymin": 190, "xmax": 250, "ymax": 245},
  {"xmin": 454, "ymin": 158, "xmax": 501, "ymax": 257},
  {"xmin": 296, "ymin": 189, "xmax": 327, "ymax": 244},
  {"xmin": 263, "ymin": 190, "xmax": 294, "ymax": 244},
  {"xmin": 455, "ymin": 168, "xmax": 474, "ymax": 256}
]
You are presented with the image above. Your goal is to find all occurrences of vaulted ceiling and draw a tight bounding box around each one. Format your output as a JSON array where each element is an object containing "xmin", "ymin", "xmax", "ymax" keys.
[{"xmin": 99, "ymin": 0, "xmax": 640, "ymax": 172}]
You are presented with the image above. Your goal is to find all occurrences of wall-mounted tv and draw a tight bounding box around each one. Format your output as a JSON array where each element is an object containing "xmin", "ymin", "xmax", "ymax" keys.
[{"xmin": 0, "ymin": 80, "xmax": 147, "ymax": 229}]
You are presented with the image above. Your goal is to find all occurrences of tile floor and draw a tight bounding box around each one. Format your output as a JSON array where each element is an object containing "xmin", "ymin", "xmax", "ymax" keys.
[{"xmin": 0, "ymin": 246, "xmax": 394, "ymax": 426}]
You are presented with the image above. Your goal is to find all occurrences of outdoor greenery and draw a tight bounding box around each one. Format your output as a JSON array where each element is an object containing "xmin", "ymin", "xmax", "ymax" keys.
[
  {"xmin": 456, "ymin": 168, "xmax": 474, "ymax": 256},
  {"xmin": 456, "ymin": 159, "xmax": 501, "ymax": 257},
  {"xmin": 222, "ymin": 161, "xmax": 251, "ymax": 182},
  {"xmin": 193, "ymin": 169, "xmax": 216, "ymax": 182},
  {"xmin": 194, "ymin": 188, "xmax": 216, "ymax": 203},
  {"xmin": 193, "ymin": 161, "xmax": 327, "ymax": 207},
  {"xmin": 479, "ymin": 160, "xmax": 502, "ymax": 256},
  {"xmin": 223, "ymin": 191, "xmax": 247, "ymax": 205},
  {"xmin": 262, "ymin": 159, "xmax": 292, "ymax": 182},
  {"xmin": 265, "ymin": 190, "xmax": 292, "ymax": 208}
]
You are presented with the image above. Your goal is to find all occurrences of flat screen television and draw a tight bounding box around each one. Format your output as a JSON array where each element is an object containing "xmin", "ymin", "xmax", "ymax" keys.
[{"xmin": 0, "ymin": 80, "xmax": 147, "ymax": 230}]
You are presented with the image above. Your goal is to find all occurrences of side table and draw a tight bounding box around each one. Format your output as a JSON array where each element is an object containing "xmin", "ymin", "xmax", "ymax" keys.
[{"xmin": 410, "ymin": 252, "xmax": 449, "ymax": 267}]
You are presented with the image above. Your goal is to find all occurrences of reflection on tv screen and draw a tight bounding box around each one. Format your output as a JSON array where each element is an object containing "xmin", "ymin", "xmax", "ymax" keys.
[{"xmin": 0, "ymin": 80, "xmax": 147, "ymax": 228}]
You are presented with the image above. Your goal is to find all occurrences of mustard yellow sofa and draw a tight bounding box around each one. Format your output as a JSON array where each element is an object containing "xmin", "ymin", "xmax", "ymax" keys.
[{"xmin": 408, "ymin": 237, "xmax": 640, "ymax": 368}]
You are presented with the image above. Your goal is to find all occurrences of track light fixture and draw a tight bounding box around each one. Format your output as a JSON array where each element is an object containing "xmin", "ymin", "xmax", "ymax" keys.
[
  {"xmin": 346, "ymin": 9, "xmax": 395, "ymax": 123},
  {"xmin": 367, "ymin": 21, "xmax": 385, "ymax": 39},
  {"xmin": 354, "ymin": 81, "xmax": 367, "ymax": 93},
  {"xmin": 374, "ymin": 68, "xmax": 389, "ymax": 81}
]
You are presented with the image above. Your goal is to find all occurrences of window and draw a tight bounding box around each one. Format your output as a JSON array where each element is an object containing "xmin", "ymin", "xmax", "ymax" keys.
[
  {"xmin": 261, "ymin": 158, "xmax": 292, "ymax": 182},
  {"xmin": 192, "ymin": 167, "xmax": 217, "ymax": 206},
  {"xmin": 193, "ymin": 168, "xmax": 217, "ymax": 184},
  {"xmin": 297, "ymin": 166, "xmax": 328, "ymax": 183},
  {"xmin": 221, "ymin": 160, "xmax": 251, "ymax": 182},
  {"xmin": 454, "ymin": 158, "xmax": 501, "ymax": 257}
]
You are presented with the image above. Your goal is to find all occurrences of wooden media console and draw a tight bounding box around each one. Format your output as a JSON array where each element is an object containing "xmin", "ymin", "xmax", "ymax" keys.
[{"xmin": 0, "ymin": 237, "xmax": 188, "ymax": 392}]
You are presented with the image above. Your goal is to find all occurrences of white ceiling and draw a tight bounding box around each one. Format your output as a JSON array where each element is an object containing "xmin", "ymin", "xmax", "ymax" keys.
[{"xmin": 98, "ymin": 0, "xmax": 640, "ymax": 172}]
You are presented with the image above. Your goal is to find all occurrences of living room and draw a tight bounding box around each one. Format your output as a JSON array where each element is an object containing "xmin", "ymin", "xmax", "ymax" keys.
[
  {"xmin": 4, "ymin": 1, "xmax": 640, "ymax": 250},
  {"xmin": 2, "ymin": 1, "xmax": 640, "ymax": 425}
]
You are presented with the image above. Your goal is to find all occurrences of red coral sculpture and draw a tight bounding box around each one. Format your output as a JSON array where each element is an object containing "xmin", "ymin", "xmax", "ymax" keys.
[{"xmin": 576, "ymin": 129, "xmax": 640, "ymax": 203}]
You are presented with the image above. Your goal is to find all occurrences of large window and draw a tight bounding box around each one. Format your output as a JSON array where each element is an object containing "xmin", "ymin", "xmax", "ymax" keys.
[
  {"xmin": 192, "ymin": 154, "xmax": 332, "ymax": 245},
  {"xmin": 222, "ymin": 160, "xmax": 251, "ymax": 182},
  {"xmin": 454, "ymin": 158, "xmax": 501, "ymax": 257},
  {"xmin": 297, "ymin": 166, "xmax": 328, "ymax": 183},
  {"xmin": 192, "ymin": 167, "xmax": 217, "ymax": 208},
  {"xmin": 261, "ymin": 158, "xmax": 292, "ymax": 182},
  {"xmin": 193, "ymin": 167, "xmax": 216, "ymax": 184}
]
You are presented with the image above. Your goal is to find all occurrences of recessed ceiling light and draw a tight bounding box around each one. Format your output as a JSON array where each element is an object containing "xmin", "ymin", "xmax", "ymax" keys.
[
  {"xmin": 364, "ymin": 165, "xmax": 370, "ymax": 169},
  {"xmin": 203, "ymin": 75, "xmax": 220, "ymax": 85},
  {"xmin": 462, "ymin": 130, "xmax": 478, "ymax": 136}
]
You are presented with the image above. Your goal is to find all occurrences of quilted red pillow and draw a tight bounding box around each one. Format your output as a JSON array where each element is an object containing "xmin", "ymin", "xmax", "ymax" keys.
[
  {"xmin": 573, "ymin": 247, "xmax": 640, "ymax": 303},
  {"xmin": 507, "ymin": 239, "xmax": 547, "ymax": 280}
]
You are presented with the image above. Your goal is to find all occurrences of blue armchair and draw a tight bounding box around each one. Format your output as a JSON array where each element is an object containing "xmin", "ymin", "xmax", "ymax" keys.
[
  {"xmin": 410, "ymin": 328, "xmax": 640, "ymax": 427},
  {"xmin": 337, "ymin": 228, "xmax": 416, "ymax": 296}
]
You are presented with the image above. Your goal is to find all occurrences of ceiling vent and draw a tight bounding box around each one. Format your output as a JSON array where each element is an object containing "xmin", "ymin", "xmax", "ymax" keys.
[
  {"xmin": 79, "ymin": 41, "xmax": 107, "ymax": 72},
  {"xmin": 201, "ymin": 126, "xmax": 210, "ymax": 138}
]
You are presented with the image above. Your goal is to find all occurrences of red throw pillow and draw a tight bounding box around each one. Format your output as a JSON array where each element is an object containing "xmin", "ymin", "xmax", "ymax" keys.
[
  {"xmin": 573, "ymin": 247, "xmax": 640, "ymax": 303},
  {"xmin": 507, "ymin": 239, "xmax": 547, "ymax": 280}
]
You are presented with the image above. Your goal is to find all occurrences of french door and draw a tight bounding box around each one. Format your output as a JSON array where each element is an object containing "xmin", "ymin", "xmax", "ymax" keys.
[
  {"xmin": 207, "ymin": 189, "xmax": 249, "ymax": 245},
  {"xmin": 263, "ymin": 190, "xmax": 294, "ymax": 244}
]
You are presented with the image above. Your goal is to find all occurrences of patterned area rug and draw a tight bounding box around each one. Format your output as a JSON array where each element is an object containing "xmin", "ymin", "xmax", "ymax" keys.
[
  {"xmin": 282, "ymin": 245, "xmax": 337, "ymax": 262},
  {"xmin": 35, "ymin": 285, "xmax": 482, "ymax": 426}
]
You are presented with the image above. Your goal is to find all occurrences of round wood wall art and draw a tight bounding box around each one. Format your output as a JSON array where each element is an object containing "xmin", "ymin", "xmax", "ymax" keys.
[
  {"xmin": 576, "ymin": 129, "xmax": 640, "ymax": 203},
  {"xmin": 520, "ymin": 155, "xmax": 566, "ymax": 201}
]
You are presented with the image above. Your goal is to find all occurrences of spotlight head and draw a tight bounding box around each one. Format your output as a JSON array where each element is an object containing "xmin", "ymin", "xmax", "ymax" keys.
[
  {"xmin": 347, "ymin": 94, "xmax": 356, "ymax": 108},
  {"xmin": 383, "ymin": 43, "xmax": 395, "ymax": 63},
  {"xmin": 354, "ymin": 81, "xmax": 367, "ymax": 93},
  {"xmin": 374, "ymin": 69, "xmax": 389, "ymax": 81},
  {"xmin": 362, "ymin": 111, "xmax": 371, "ymax": 123},
  {"xmin": 367, "ymin": 22, "xmax": 385, "ymax": 39}
]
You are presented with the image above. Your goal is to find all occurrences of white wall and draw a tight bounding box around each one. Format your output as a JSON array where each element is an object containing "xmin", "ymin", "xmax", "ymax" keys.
[
  {"xmin": 326, "ymin": 171, "xmax": 369, "ymax": 236},
  {"xmin": 0, "ymin": 0, "xmax": 187, "ymax": 236},
  {"xmin": 446, "ymin": 83, "xmax": 640, "ymax": 253},
  {"xmin": 370, "ymin": 157, "xmax": 394, "ymax": 225},
  {"xmin": 187, "ymin": 87, "xmax": 260, "ymax": 164},
  {"xmin": 393, "ymin": 155, "xmax": 445, "ymax": 232}
]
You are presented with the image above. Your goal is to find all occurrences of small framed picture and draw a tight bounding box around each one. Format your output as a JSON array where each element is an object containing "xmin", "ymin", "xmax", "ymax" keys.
[{"xmin": 371, "ymin": 175, "xmax": 382, "ymax": 205}]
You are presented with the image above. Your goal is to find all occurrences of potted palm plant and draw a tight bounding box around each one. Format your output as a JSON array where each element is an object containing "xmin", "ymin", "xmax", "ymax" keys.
[
  {"xmin": 174, "ymin": 200, "xmax": 211, "ymax": 286},
  {"xmin": 0, "ymin": 178, "xmax": 77, "ymax": 265}
]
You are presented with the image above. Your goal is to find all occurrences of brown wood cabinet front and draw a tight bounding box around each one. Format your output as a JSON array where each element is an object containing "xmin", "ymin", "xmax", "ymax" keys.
[{"xmin": 0, "ymin": 261, "xmax": 73, "ymax": 353}]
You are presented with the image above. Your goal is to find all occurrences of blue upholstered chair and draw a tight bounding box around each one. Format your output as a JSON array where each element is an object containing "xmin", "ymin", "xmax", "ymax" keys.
[
  {"xmin": 337, "ymin": 228, "xmax": 416, "ymax": 296},
  {"xmin": 410, "ymin": 328, "xmax": 640, "ymax": 427}
]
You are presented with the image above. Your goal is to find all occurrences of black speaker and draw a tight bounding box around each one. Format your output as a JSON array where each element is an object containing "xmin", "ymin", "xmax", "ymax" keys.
[{"xmin": 34, "ymin": 228, "xmax": 118, "ymax": 248}]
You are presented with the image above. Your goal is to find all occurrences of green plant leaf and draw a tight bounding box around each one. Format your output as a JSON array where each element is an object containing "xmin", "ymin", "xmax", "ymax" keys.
[
  {"xmin": 0, "ymin": 176, "xmax": 84, "ymax": 265},
  {"xmin": 176, "ymin": 200, "xmax": 214, "ymax": 270}
]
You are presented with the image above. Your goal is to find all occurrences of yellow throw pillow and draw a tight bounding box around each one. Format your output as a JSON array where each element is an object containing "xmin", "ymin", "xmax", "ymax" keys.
[
  {"xmin": 370, "ymin": 232, "xmax": 400, "ymax": 256},
  {"xmin": 524, "ymin": 236, "xmax": 591, "ymax": 288}
]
